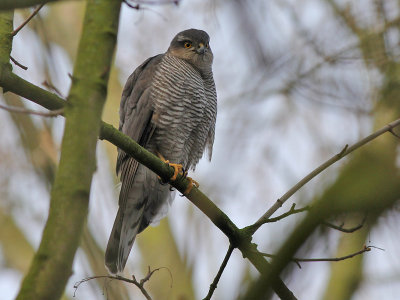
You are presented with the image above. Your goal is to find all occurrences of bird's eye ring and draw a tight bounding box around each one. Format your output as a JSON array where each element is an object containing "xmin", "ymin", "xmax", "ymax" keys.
[{"xmin": 184, "ymin": 42, "xmax": 192, "ymax": 48}]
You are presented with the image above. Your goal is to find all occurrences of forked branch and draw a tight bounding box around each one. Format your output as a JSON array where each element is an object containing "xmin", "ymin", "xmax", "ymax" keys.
[
  {"xmin": 250, "ymin": 118, "xmax": 400, "ymax": 234},
  {"xmin": 74, "ymin": 267, "xmax": 171, "ymax": 300},
  {"xmin": 261, "ymin": 245, "xmax": 371, "ymax": 269}
]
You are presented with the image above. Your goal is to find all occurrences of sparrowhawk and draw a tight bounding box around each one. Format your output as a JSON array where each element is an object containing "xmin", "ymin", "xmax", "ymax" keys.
[{"xmin": 105, "ymin": 29, "xmax": 217, "ymax": 274}]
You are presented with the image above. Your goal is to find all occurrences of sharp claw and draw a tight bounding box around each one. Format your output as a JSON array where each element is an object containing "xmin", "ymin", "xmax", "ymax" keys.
[
  {"xmin": 183, "ymin": 177, "xmax": 199, "ymax": 196},
  {"xmin": 169, "ymin": 163, "xmax": 183, "ymax": 181},
  {"xmin": 156, "ymin": 153, "xmax": 193, "ymax": 192}
]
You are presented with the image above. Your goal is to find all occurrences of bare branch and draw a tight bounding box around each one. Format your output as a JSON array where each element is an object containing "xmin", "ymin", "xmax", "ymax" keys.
[
  {"xmin": 74, "ymin": 267, "xmax": 169, "ymax": 300},
  {"xmin": 122, "ymin": 0, "xmax": 140, "ymax": 9},
  {"xmin": 246, "ymin": 204, "xmax": 309, "ymax": 233},
  {"xmin": 123, "ymin": 0, "xmax": 180, "ymax": 8},
  {"xmin": 261, "ymin": 204, "xmax": 309, "ymax": 224},
  {"xmin": 11, "ymin": 4, "xmax": 45, "ymax": 36},
  {"xmin": 323, "ymin": 215, "xmax": 366, "ymax": 233},
  {"xmin": 388, "ymin": 126, "xmax": 400, "ymax": 139},
  {"xmin": 42, "ymin": 80, "xmax": 64, "ymax": 98},
  {"xmin": 0, "ymin": 103, "xmax": 63, "ymax": 117},
  {"xmin": 249, "ymin": 118, "xmax": 400, "ymax": 234},
  {"xmin": 10, "ymin": 55, "xmax": 28, "ymax": 70},
  {"xmin": 0, "ymin": 70, "xmax": 297, "ymax": 299},
  {"xmin": 261, "ymin": 245, "xmax": 371, "ymax": 269},
  {"xmin": 203, "ymin": 245, "xmax": 234, "ymax": 300}
]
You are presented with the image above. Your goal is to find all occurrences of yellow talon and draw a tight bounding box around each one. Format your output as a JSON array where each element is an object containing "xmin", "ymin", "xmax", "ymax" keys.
[
  {"xmin": 169, "ymin": 163, "xmax": 183, "ymax": 181},
  {"xmin": 184, "ymin": 177, "xmax": 199, "ymax": 195},
  {"xmin": 156, "ymin": 152, "xmax": 184, "ymax": 181}
]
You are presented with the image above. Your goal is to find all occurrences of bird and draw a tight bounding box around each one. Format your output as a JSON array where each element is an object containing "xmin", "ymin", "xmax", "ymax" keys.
[{"xmin": 105, "ymin": 29, "xmax": 217, "ymax": 274}]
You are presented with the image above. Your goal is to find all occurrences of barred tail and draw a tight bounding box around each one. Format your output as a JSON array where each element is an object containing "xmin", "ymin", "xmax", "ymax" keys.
[{"xmin": 105, "ymin": 203, "xmax": 145, "ymax": 274}]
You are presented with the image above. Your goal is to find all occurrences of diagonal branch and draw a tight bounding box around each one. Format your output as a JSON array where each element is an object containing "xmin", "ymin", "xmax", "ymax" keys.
[
  {"xmin": 0, "ymin": 62, "xmax": 297, "ymax": 300},
  {"xmin": 2, "ymin": 2, "xmax": 123, "ymax": 300},
  {"xmin": 3, "ymin": 51, "xmax": 400, "ymax": 300},
  {"xmin": 10, "ymin": 55, "xmax": 28, "ymax": 70},
  {"xmin": 11, "ymin": 3, "xmax": 45, "ymax": 36},
  {"xmin": 0, "ymin": 103, "xmax": 63, "ymax": 116},
  {"xmin": 249, "ymin": 118, "xmax": 400, "ymax": 235},
  {"xmin": 323, "ymin": 215, "xmax": 366, "ymax": 233},
  {"xmin": 203, "ymin": 245, "xmax": 234, "ymax": 300},
  {"xmin": 260, "ymin": 245, "xmax": 371, "ymax": 267}
]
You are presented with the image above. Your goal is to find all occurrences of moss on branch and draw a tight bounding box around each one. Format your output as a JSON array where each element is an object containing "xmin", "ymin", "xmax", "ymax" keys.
[
  {"xmin": 10, "ymin": 1, "xmax": 122, "ymax": 300},
  {"xmin": 0, "ymin": 5, "xmax": 296, "ymax": 299}
]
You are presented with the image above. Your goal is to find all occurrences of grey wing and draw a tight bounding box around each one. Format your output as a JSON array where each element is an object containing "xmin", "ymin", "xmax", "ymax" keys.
[
  {"xmin": 116, "ymin": 54, "xmax": 163, "ymax": 175},
  {"xmin": 106, "ymin": 54, "xmax": 163, "ymax": 274},
  {"xmin": 205, "ymin": 78, "xmax": 217, "ymax": 161}
]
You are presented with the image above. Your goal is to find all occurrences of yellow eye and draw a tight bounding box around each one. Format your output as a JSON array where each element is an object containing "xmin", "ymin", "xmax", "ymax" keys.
[
  {"xmin": 205, "ymin": 43, "xmax": 209, "ymax": 48},
  {"xmin": 184, "ymin": 42, "xmax": 192, "ymax": 48}
]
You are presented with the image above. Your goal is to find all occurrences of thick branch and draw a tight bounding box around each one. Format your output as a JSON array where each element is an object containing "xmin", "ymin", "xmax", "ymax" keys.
[
  {"xmin": 100, "ymin": 123, "xmax": 297, "ymax": 299},
  {"xmin": 0, "ymin": 60, "xmax": 297, "ymax": 300},
  {"xmin": 13, "ymin": 1, "xmax": 121, "ymax": 299}
]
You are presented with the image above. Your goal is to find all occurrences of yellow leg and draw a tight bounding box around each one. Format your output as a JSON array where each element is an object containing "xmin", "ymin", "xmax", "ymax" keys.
[
  {"xmin": 184, "ymin": 177, "xmax": 199, "ymax": 195},
  {"xmin": 157, "ymin": 152, "xmax": 183, "ymax": 181},
  {"xmin": 169, "ymin": 163, "xmax": 183, "ymax": 181}
]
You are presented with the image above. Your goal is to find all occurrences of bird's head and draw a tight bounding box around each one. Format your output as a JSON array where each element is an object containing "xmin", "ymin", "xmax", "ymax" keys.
[{"xmin": 168, "ymin": 29, "xmax": 213, "ymax": 74}]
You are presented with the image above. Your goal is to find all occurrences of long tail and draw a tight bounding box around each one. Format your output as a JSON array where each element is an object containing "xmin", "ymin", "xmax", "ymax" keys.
[
  {"xmin": 105, "ymin": 204, "xmax": 145, "ymax": 274},
  {"xmin": 105, "ymin": 164, "xmax": 171, "ymax": 274}
]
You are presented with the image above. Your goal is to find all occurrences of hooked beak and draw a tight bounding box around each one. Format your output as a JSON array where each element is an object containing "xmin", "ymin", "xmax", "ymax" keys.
[{"xmin": 196, "ymin": 43, "xmax": 206, "ymax": 54}]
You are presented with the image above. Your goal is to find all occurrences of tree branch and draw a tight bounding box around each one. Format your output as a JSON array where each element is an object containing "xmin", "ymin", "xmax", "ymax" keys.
[
  {"xmin": 0, "ymin": 53, "xmax": 297, "ymax": 300},
  {"xmin": 3, "ymin": 34, "xmax": 400, "ymax": 300},
  {"xmin": 9, "ymin": 55, "xmax": 28, "ymax": 70},
  {"xmin": 322, "ymin": 216, "xmax": 366, "ymax": 233},
  {"xmin": 247, "ymin": 204, "xmax": 309, "ymax": 232},
  {"xmin": 249, "ymin": 118, "xmax": 400, "ymax": 235},
  {"xmin": 11, "ymin": 3, "xmax": 45, "ymax": 36},
  {"xmin": 99, "ymin": 122, "xmax": 297, "ymax": 299},
  {"xmin": 0, "ymin": 103, "xmax": 63, "ymax": 116},
  {"xmin": 11, "ymin": 1, "xmax": 122, "ymax": 299},
  {"xmin": 241, "ymin": 145, "xmax": 400, "ymax": 299},
  {"xmin": 261, "ymin": 245, "xmax": 371, "ymax": 268},
  {"xmin": 74, "ymin": 267, "xmax": 168, "ymax": 300},
  {"xmin": 203, "ymin": 245, "xmax": 234, "ymax": 300}
]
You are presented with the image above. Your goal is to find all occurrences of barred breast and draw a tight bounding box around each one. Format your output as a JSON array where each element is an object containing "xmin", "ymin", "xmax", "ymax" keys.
[{"xmin": 150, "ymin": 53, "xmax": 217, "ymax": 170}]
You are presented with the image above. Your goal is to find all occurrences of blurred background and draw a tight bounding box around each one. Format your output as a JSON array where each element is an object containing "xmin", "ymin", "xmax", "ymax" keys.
[{"xmin": 1, "ymin": 0, "xmax": 400, "ymax": 299}]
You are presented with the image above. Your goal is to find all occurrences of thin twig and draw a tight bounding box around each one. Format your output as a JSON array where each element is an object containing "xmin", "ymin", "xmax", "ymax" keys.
[
  {"xmin": 250, "ymin": 118, "xmax": 400, "ymax": 234},
  {"xmin": 323, "ymin": 215, "xmax": 367, "ymax": 233},
  {"xmin": 10, "ymin": 55, "xmax": 28, "ymax": 70},
  {"xmin": 0, "ymin": 103, "xmax": 63, "ymax": 117},
  {"xmin": 42, "ymin": 80, "xmax": 64, "ymax": 98},
  {"xmin": 261, "ymin": 245, "xmax": 371, "ymax": 269},
  {"xmin": 11, "ymin": 4, "xmax": 45, "ymax": 36},
  {"xmin": 389, "ymin": 128, "xmax": 400, "ymax": 139},
  {"xmin": 74, "ymin": 267, "xmax": 169, "ymax": 300},
  {"xmin": 203, "ymin": 245, "xmax": 234, "ymax": 300},
  {"xmin": 123, "ymin": 0, "xmax": 140, "ymax": 9},
  {"xmin": 258, "ymin": 204, "xmax": 309, "ymax": 226},
  {"xmin": 124, "ymin": 0, "xmax": 180, "ymax": 6}
]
